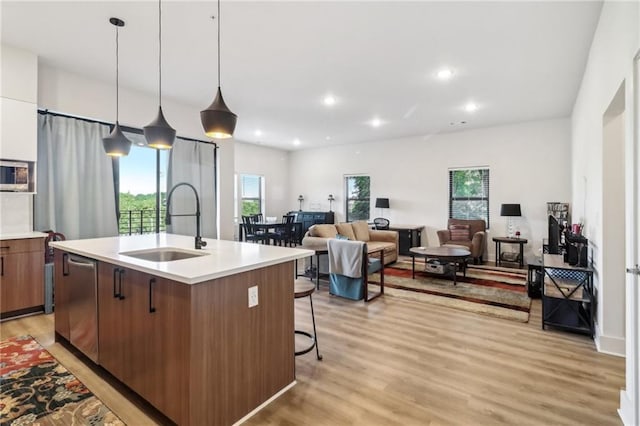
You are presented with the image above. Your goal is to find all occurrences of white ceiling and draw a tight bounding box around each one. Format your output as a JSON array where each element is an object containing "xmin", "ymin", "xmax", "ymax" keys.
[{"xmin": 1, "ymin": 1, "xmax": 602, "ymax": 151}]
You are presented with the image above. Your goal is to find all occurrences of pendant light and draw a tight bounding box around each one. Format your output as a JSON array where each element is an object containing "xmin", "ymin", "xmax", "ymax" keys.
[
  {"xmin": 200, "ymin": 0, "xmax": 237, "ymax": 139},
  {"xmin": 144, "ymin": 0, "xmax": 176, "ymax": 149},
  {"xmin": 103, "ymin": 18, "xmax": 132, "ymax": 157}
]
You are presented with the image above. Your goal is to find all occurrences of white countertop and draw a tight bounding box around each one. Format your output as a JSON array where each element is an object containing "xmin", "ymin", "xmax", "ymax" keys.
[
  {"xmin": 50, "ymin": 234, "xmax": 314, "ymax": 285},
  {"xmin": 0, "ymin": 231, "xmax": 49, "ymax": 240}
]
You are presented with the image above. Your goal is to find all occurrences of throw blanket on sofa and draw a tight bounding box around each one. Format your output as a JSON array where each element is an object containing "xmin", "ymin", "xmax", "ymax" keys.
[{"xmin": 328, "ymin": 239, "xmax": 364, "ymax": 278}]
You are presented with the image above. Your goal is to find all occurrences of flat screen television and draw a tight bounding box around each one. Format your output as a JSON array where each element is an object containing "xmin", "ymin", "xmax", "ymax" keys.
[{"xmin": 548, "ymin": 215, "xmax": 560, "ymax": 254}]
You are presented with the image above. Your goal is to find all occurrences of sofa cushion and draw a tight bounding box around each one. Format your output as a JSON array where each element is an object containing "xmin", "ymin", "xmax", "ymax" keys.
[
  {"xmin": 335, "ymin": 223, "xmax": 357, "ymax": 241},
  {"xmin": 449, "ymin": 224, "xmax": 470, "ymax": 241},
  {"xmin": 366, "ymin": 241, "xmax": 395, "ymax": 262},
  {"xmin": 352, "ymin": 221, "xmax": 371, "ymax": 242},
  {"xmin": 310, "ymin": 224, "xmax": 339, "ymax": 238}
]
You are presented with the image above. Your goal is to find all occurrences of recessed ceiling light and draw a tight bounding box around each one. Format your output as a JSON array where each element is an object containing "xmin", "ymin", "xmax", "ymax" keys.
[
  {"xmin": 464, "ymin": 102, "xmax": 478, "ymax": 112},
  {"xmin": 325, "ymin": 136, "xmax": 332, "ymax": 141},
  {"xmin": 437, "ymin": 68, "xmax": 454, "ymax": 80},
  {"xmin": 254, "ymin": 129, "xmax": 262, "ymax": 137},
  {"xmin": 323, "ymin": 95, "xmax": 337, "ymax": 106},
  {"xmin": 371, "ymin": 118, "xmax": 382, "ymax": 128},
  {"xmin": 293, "ymin": 139, "xmax": 301, "ymax": 146}
]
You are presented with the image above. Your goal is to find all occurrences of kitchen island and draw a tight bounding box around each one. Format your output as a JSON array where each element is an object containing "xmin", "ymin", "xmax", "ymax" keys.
[{"xmin": 50, "ymin": 234, "xmax": 314, "ymax": 425}]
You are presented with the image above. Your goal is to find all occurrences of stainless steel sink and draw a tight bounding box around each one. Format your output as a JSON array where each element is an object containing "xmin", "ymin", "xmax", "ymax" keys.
[{"xmin": 119, "ymin": 247, "xmax": 209, "ymax": 262}]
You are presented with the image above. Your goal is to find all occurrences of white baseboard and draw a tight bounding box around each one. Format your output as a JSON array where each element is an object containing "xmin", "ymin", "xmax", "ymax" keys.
[
  {"xmin": 595, "ymin": 324, "xmax": 626, "ymax": 356},
  {"xmin": 618, "ymin": 389, "xmax": 637, "ymax": 426}
]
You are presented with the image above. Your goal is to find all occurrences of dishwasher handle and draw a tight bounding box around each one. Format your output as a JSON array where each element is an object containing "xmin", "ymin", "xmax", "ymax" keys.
[{"xmin": 67, "ymin": 257, "xmax": 97, "ymax": 268}]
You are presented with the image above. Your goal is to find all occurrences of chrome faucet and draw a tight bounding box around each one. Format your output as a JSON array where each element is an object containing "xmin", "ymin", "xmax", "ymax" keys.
[{"xmin": 165, "ymin": 182, "xmax": 207, "ymax": 250}]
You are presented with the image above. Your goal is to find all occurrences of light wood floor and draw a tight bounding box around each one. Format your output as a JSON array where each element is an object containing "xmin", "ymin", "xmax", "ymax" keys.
[{"xmin": 1, "ymin": 277, "xmax": 625, "ymax": 426}]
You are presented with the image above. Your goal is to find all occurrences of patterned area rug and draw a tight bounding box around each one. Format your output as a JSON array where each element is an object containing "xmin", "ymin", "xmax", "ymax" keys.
[
  {"xmin": 0, "ymin": 335, "xmax": 124, "ymax": 425},
  {"xmin": 378, "ymin": 260, "xmax": 531, "ymax": 322}
]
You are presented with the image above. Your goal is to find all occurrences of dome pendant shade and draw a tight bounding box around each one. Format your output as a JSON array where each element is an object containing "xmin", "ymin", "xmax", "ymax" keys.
[
  {"xmin": 103, "ymin": 122, "xmax": 132, "ymax": 157},
  {"xmin": 144, "ymin": 106, "xmax": 176, "ymax": 149},
  {"xmin": 200, "ymin": 87, "xmax": 237, "ymax": 139}
]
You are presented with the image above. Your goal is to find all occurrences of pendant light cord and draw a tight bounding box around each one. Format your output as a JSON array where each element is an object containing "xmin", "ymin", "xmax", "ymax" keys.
[
  {"xmin": 217, "ymin": 0, "xmax": 221, "ymax": 88},
  {"xmin": 116, "ymin": 25, "xmax": 120, "ymax": 121},
  {"xmin": 159, "ymin": 0, "xmax": 162, "ymax": 106}
]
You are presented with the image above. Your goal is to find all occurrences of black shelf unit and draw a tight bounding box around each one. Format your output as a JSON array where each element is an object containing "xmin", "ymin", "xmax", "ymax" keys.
[
  {"xmin": 541, "ymin": 254, "xmax": 594, "ymax": 337},
  {"xmin": 291, "ymin": 211, "xmax": 335, "ymax": 242},
  {"xmin": 388, "ymin": 225, "xmax": 423, "ymax": 256}
]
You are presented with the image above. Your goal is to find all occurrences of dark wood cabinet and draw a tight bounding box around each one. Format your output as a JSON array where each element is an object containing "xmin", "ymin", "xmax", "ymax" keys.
[
  {"xmin": 1, "ymin": 237, "xmax": 44, "ymax": 316},
  {"xmin": 292, "ymin": 211, "xmax": 335, "ymax": 241},
  {"xmin": 56, "ymin": 248, "xmax": 295, "ymax": 425},
  {"xmin": 97, "ymin": 262, "xmax": 190, "ymax": 423},
  {"xmin": 388, "ymin": 225, "xmax": 423, "ymax": 256}
]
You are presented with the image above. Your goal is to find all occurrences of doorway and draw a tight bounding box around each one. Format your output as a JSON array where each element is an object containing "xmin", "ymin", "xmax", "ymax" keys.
[{"xmin": 601, "ymin": 83, "xmax": 627, "ymax": 353}]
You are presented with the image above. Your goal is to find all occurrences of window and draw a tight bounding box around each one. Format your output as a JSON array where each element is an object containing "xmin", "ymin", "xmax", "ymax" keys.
[
  {"xmin": 449, "ymin": 168, "xmax": 490, "ymax": 227},
  {"xmin": 345, "ymin": 175, "xmax": 370, "ymax": 222},
  {"xmin": 240, "ymin": 174, "xmax": 263, "ymax": 216},
  {"xmin": 118, "ymin": 132, "xmax": 169, "ymax": 235}
]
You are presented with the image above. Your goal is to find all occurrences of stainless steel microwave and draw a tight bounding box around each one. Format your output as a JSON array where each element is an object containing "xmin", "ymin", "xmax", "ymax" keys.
[{"xmin": 0, "ymin": 160, "xmax": 29, "ymax": 192}]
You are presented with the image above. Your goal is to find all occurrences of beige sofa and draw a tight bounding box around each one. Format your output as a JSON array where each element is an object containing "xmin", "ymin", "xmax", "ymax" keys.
[{"xmin": 301, "ymin": 221, "xmax": 398, "ymax": 265}]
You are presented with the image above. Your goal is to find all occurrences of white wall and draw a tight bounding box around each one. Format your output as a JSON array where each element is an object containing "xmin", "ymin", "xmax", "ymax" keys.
[
  {"xmin": 571, "ymin": 0, "xmax": 639, "ymax": 356},
  {"xmin": 288, "ymin": 118, "xmax": 571, "ymax": 262},
  {"xmin": 37, "ymin": 64, "xmax": 236, "ymax": 240},
  {"xmin": 0, "ymin": 44, "xmax": 37, "ymax": 235},
  {"xmin": 234, "ymin": 141, "xmax": 290, "ymax": 218}
]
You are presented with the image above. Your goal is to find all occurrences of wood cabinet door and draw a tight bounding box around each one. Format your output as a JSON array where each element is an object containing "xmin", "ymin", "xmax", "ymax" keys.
[
  {"xmin": 97, "ymin": 261, "xmax": 128, "ymax": 381},
  {"xmin": 127, "ymin": 274, "xmax": 190, "ymax": 424},
  {"xmin": 54, "ymin": 250, "xmax": 70, "ymax": 339},
  {"xmin": 1, "ymin": 251, "xmax": 44, "ymax": 314}
]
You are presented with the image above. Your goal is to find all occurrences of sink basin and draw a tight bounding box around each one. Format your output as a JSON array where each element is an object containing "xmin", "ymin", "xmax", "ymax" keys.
[{"xmin": 120, "ymin": 247, "xmax": 209, "ymax": 262}]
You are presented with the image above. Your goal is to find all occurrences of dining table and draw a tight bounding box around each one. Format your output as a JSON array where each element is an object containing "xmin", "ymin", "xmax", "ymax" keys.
[{"xmin": 238, "ymin": 220, "xmax": 302, "ymax": 244}]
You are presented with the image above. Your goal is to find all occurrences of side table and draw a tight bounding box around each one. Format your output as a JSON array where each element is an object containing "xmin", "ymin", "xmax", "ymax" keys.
[{"xmin": 493, "ymin": 237, "xmax": 528, "ymax": 268}]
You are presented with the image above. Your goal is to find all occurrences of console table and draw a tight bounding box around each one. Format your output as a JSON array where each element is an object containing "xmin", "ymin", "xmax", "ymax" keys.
[
  {"xmin": 388, "ymin": 225, "xmax": 423, "ymax": 256},
  {"xmin": 493, "ymin": 237, "xmax": 528, "ymax": 268},
  {"xmin": 542, "ymin": 254, "xmax": 594, "ymax": 337}
]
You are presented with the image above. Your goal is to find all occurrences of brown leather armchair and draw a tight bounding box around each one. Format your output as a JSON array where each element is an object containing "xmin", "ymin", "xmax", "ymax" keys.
[{"xmin": 437, "ymin": 219, "xmax": 486, "ymax": 264}]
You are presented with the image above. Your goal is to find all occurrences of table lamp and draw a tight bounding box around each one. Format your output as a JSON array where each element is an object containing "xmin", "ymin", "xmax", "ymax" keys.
[
  {"xmin": 500, "ymin": 203, "xmax": 521, "ymax": 238},
  {"xmin": 328, "ymin": 194, "xmax": 335, "ymax": 212},
  {"xmin": 297, "ymin": 195, "xmax": 304, "ymax": 211},
  {"xmin": 375, "ymin": 197, "xmax": 390, "ymax": 218}
]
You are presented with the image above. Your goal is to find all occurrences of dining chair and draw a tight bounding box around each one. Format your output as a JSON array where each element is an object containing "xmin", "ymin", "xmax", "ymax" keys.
[
  {"xmin": 242, "ymin": 215, "xmax": 268, "ymax": 244},
  {"xmin": 270, "ymin": 215, "xmax": 296, "ymax": 246}
]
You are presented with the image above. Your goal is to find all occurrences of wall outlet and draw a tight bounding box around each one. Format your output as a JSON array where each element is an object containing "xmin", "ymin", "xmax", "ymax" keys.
[{"xmin": 248, "ymin": 285, "xmax": 258, "ymax": 308}]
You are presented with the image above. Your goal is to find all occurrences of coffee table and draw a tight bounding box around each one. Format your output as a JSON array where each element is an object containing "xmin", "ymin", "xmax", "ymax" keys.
[{"xmin": 409, "ymin": 246, "xmax": 471, "ymax": 285}]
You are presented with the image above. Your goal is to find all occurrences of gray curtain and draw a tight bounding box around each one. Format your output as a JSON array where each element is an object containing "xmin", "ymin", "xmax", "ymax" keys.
[
  {"xmin": 35, "ymin": 114, "xmax": 118, "ymax": 240},
  {"xmin": 167, "ymin": 139, "xmax": 217, "ymax": 238}
]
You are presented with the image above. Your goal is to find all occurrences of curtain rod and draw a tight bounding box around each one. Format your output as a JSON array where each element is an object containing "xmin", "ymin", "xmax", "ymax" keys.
[{"xmin": 38, "ymin": 109, "xmax": 218, "ymax": 148}]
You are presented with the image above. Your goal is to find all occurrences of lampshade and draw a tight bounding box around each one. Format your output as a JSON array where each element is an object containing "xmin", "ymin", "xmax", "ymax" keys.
[
  {"xmin": 103, "ymin": 18, "xmax": 132, "ymax": 157},
  {"xmin": 200, "ymin": 0, "xmax": 237, "ymax": 139},
  {"xmin": 375, "ymin": 198, "xmax": 390, "ymax": 209},
  {"xmin": 500, "ymin": 204, "xmax": 522, "ymax": 217},
  {"xmin": 201, "ymin": 88, "xmax": 237, "ymax": 139},
  {"xmin": 103, "ymin": 122, "xmax": 131, "ymax": 157},
  {"xmin": 145, "ymin": 106, "xmax": 176, "ymax": 149},
  {"xmin": 144, "ymin": 0, "xmax": 176, "ymax": 149}
]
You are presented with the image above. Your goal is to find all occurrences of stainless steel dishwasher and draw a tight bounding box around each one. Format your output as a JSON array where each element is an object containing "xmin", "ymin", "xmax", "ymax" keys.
[{"xmin": 67, "ymin": 254, "xmax": 98, "ymax": 362}]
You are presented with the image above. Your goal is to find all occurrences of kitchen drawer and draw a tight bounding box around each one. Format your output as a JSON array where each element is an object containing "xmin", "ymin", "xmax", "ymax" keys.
[{"xmin": 0, "ymin": 237, "xmax": 44, "ymax": 254}]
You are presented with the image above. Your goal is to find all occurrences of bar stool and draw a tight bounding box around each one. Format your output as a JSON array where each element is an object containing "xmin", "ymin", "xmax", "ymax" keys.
[{"xmin": 294, "ymin": 281, "xmax": 322, "ymax": 360}]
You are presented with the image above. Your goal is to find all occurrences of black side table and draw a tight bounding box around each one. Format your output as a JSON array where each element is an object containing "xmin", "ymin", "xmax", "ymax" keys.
[{"xmin": 493, "ymin": 237, "xmax": 528, "ymax": 268}]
